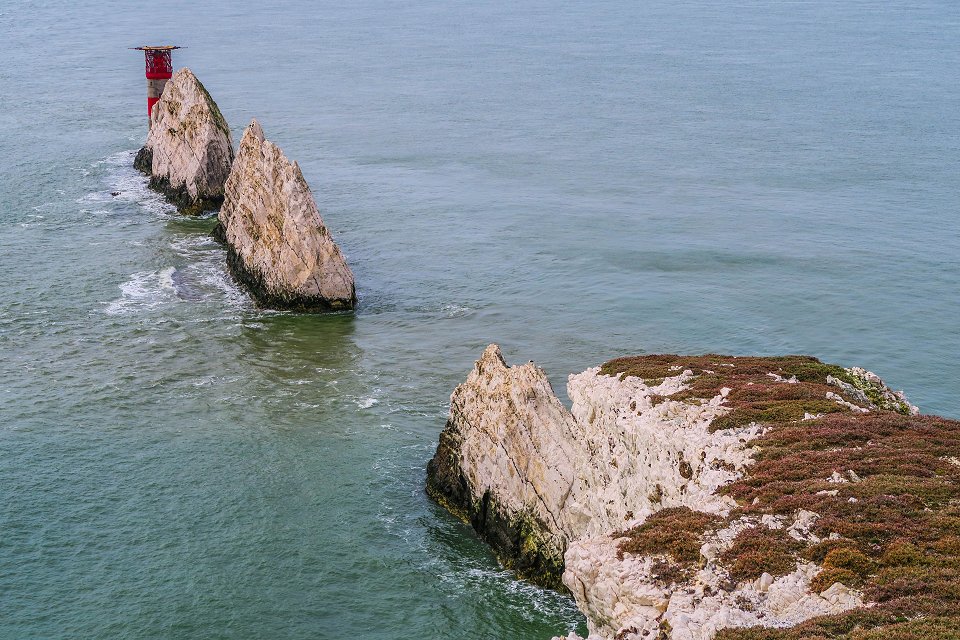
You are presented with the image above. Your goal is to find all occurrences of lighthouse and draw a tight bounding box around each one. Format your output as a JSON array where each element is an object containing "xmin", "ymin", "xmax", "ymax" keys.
[{"xmin": 132, "ymin": 45, "xmax": 181, "ymax": 126}]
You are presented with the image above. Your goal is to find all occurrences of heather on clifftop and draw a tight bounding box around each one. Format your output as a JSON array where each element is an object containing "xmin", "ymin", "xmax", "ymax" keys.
[
  {"xmin": 713, "ymin": 412, "xmax": 960, "ymax": 640},
  {"xmin": 602, "ymin": 354, "xmax": 960, "ymax": 640}
]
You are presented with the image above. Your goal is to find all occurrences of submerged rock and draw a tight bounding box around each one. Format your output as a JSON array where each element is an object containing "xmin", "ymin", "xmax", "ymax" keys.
[
  {"xmin": 134, "ymin": 68, "xmax": 234, "ymax": 215},
  {"xmin": 428, "ymin": 347, "xmax": 960, "ymax": 639},
  {"xmin": 214, "ymin": 119, "xmax": 356, "ymax": 312}
]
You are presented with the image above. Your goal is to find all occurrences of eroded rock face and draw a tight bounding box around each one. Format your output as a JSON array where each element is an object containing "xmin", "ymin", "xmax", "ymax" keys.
[
  {"xmin": 426, "ymin": 346, "xmax": 943, "ymax": 640},
  {"xmin": 427, "ymin": 345, "xmax": 759, "ymax": 590},
  {"xmin": 562, "ymin": 518, "xmax": 862, "ymax": 640},
  {"xmin": 426, "ymin": 344, "xmax": 580, "ymax": 587},
  {"xmin": 134, "ymin": 68, "xmax": 234, "ymax": 215},
  {"xmin": 215, "ymin": 119, "xmax": 356, "ymax": 312}
]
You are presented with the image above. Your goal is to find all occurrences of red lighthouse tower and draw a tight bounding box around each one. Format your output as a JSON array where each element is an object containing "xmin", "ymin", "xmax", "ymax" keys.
[{"xmin": 132, "ymin": 45, "xmax": 181, "ymax": 126}]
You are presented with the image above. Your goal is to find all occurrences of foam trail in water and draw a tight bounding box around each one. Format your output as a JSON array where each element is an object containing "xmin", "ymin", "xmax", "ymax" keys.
[
  {"xmin": 356, "ymin": 396, "xmax": 380, "ymax": 409},
  {"xmin": 105, "ymin": 267, "xmax": 178, "ymax": 316},
  {"xmin": 80, "ymin": 150, "xmax": 176, "ymax": 218},
  {"xmin": 167, "ymin": 235, "xmax": 253, "ymax": 310}
]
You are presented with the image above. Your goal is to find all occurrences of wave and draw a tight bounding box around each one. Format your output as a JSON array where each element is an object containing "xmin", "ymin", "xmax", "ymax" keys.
[
  {"xmin": 104, "ymin": 267, "xmax": 178, "ymax": 316},
  {"xmin": 95, "ymin": 147, "xmax": 253, "ymax": 315},
  {"xmin": 440, "ymin": 304, "xmax": 472, "ymax": 318},
  {"xmin": 104, "ymin": 251, "xmax": 251, "ymax": 316},
  {"xmin": 168, "ymin": 235, "xmax": 252, "ymax": 310},
  {"xmin": 356, "ymin": 395, "xmax": 380, "ymax": 409},
  {"xmin": 79, "ymin": 150, "xmax": 176, "ymax": 219}
]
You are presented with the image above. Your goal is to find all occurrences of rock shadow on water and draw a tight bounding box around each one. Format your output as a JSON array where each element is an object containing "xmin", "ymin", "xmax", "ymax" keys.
[{"xmin": 235, "ymin": 312, "xmax": 359, "ymax": 382}]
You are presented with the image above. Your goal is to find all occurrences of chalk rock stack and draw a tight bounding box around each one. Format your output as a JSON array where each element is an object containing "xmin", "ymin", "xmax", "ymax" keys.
[
  {"xmin": 427, "ymin": 345, "xmax": 756, "ymax": 590},
  {"xmin": 427, "ymin": 346, "xmax": 941, "ymax": 640},
  {"xmin": 427, "ymin": 344, "xmax": 584, "ymax": 586},
  {"xmin": 134, "ymin": 68, "xmax": 234, "ymax": 215},
  {"xmin": 215, "ymin": 119, "xmax": 356, "ymax": 312}
]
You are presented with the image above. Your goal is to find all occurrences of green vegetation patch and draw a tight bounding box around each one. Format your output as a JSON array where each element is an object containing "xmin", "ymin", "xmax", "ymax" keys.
[
  {"xmin": 809, "ymin": 547, "xmax": 876, "ymax": 591},
  {"xmin": 838, "ymin": 370, "xmax": 915, "ymax": 415}
]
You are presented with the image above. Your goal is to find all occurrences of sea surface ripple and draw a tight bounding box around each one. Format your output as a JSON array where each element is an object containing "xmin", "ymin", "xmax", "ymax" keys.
[{"xmin": 1, "ymin": 1, "xmax": 958, "ymax": 638}]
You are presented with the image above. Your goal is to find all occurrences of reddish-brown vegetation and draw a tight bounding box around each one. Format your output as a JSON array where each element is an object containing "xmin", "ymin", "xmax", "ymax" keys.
[
  {"xmin": 600, "ymin": 354, "xmax": 880, "ymax": 432},
  {"xmin": 616, "ymin": 506, "xmax": 722, "ymax": 563},
  {"xmin": 719, "ymin": 526, "xmax": 803, "ymax": 583},
  {"xmin": 600, "ymin": 354, "xmax": 960, "ymax": 639}
]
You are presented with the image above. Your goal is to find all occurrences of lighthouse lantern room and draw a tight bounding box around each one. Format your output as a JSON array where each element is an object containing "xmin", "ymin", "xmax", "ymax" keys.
[{"xmin": 132, "ymin": 45, "xmax": 181, "ymax": 126}]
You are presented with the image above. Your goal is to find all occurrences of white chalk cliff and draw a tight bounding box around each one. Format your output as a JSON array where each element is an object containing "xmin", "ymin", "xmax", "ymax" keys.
[
  {"xmin": 425, "ymin": 345, "xmax": 899, "ymax": 640},
  {"xmin": 215, "ymin": 119, "xmax": 356, "ymax": 311},
  {"xmin": 134, "ymin": 68, "xmax": 234, "ymax": 214}
]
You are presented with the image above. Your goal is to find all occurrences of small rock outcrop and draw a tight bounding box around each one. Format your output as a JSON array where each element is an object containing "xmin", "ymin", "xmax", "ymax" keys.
[
  {"xmin": 214, "ymin": 119, "xmax": 356, "ymax": 312},
  {"xmin": 428, "ymin": 346, "xmax": 960, "ymax": 640},
  {"xmin": 134, "ymin": 68, "xmax": 234, "ymax": 215}
]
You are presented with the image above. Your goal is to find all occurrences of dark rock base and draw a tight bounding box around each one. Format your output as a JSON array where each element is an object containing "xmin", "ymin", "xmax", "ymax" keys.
[
  {"xmin": 133, "ymin": 146, "xmax": 153, "ymax": 174},
  {"xmin": 134, "ymin": 146, "xmax": 223, "ymax": 216},
  {"xmin": 212, "ymin": 223, "xmax": 357, "ymax": 313},
  {"xmin": 426, "ymin": 424, "xmax": 566, "ymax": 591}
]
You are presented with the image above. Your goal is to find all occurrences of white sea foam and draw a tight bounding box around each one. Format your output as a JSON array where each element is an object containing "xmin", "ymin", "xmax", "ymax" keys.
[
  {"xmin": 166, "ymin": 233, "xmax": 252, "ymax": 309},
  {"xmin": 440, "ymin": 566, "xmax": 583, "ymax": 624},
  {"xmin": 169, "ymin": 234, "xmax": 218, "ymax": 254},
  {"xmin": 105, "ymin": 267, "xmax": 178, "ymax": 316},
  {"xmin": 356, "ymin": 396, "xmax": 380, "ymax": 409},
  {"xmin": 81, "ymin": 150, "xmax": 176, "ymax": 218},
  {"xmin": 191, "ymin": 375, "xmax": 240, "ymax": 388},
  {"xmin": 195, "ymin": 263, "xmax": 250, "ymax": 308},
  {"xmin": 441, "ymin": 304, "xmax": 472, "ymax": 318}
]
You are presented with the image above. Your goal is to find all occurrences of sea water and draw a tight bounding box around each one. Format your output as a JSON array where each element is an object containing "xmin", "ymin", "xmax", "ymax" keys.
[{"xmin": 1, "ymin": 1, "xmax": 958, "ymax": 638}]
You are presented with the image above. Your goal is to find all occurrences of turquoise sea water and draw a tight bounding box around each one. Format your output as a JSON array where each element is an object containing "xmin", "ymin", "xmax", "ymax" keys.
[{"xmin": 1, "ymin": 1, "xmax": 958, "ymax": 638}]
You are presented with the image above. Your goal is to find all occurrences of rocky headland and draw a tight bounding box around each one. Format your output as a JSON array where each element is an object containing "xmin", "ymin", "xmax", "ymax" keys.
[
  {"xmin": 213, "ymin": 119, "xmax": 356, "ymax": 312},
  {"xmin": 427, "ymin": 345, "xmax": 960, "ymax": 639},
  {"xmin": 134, "ymin": 68, "xmax": 234, "ymax": 215}
]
